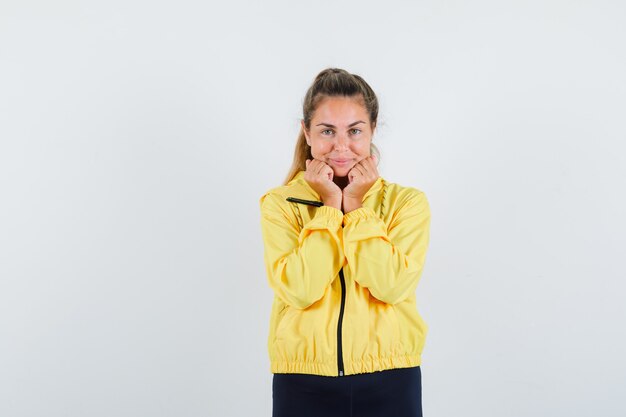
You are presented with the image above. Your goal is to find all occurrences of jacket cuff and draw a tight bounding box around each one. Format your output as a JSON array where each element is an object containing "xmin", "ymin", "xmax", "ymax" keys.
[
  {"xmin": 342, "ymin": 206, "xmax": 378, "ymax": 225},
  {"xmin": 306, "ymin": 205, "xmax": 344, "ymax": 229}
]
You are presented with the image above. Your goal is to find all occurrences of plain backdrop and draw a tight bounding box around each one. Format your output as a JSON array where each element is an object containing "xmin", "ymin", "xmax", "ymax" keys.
[{"xmin": 1, "ymin": 1, "xmax": 625, "ymax": 416}]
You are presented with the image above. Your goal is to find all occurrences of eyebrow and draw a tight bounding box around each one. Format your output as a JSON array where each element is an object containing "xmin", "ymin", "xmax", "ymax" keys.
[{"xmin": 315, "ymin": 120, "xmax": 366, "ymax": 128}]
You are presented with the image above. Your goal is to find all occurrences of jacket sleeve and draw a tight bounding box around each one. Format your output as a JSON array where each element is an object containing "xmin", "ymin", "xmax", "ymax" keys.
[
  {"xmin": 259, "ymin": 192, "xmax": 344, "ymax": 310},
  {"xmin": 342, "ymin": 190, "xmax": 431, "ymax": 305}
]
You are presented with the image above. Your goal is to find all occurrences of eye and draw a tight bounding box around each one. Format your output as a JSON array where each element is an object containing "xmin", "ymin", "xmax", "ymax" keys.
[
  {"xmin": 321, "ymin": 129, "xmax": 333, "ymax": 136},
  {"xmin": 350, "ymin": 128, "xmax": 362, "ymax": 135}
]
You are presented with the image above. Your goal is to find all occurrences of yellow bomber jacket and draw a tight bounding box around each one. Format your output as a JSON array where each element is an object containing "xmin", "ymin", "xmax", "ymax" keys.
[{"xmin": 259, "ymin": 170, "xmax": 431, "ymax": 377}]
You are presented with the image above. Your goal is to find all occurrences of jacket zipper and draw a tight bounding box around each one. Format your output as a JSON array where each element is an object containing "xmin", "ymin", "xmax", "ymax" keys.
[{"xmin": 337, "ymin": 267, "xmax": 346, "ymax": 376}]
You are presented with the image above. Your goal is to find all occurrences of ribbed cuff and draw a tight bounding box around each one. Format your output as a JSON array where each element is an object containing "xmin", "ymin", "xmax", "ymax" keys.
[
  {"xmin": 342, "ymin": 206, "xmax": 377, "ymax": 225},
  {"xmin": 306, "ymin": 205, "xmax": 343, "ymax": 229}
]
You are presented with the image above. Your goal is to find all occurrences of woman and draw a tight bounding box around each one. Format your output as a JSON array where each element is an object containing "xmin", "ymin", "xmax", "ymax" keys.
[{"xmin": 259, "ymin": 68, "xmax": 431, "ymax": 417}]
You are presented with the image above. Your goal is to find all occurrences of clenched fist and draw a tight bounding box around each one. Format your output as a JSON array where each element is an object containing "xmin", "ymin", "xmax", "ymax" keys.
[
  {"xmin": 343, "ymin": 154, "xmax": 379, "ymax": 213},
  {"xmin": 304, "ymin": 159, "xmax": 343, "ymax": 210}
]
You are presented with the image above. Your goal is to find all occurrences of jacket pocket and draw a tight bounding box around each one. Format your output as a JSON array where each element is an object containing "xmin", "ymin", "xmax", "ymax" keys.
[{"xmin": 274, "ymin": 305, "xmax": 294, "ymax": 340}]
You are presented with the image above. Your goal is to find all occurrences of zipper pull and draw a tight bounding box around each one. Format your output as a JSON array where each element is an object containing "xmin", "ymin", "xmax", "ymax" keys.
[{"xmin": 339, "ymin": 371, "xmax": 344, "ymax": 376}]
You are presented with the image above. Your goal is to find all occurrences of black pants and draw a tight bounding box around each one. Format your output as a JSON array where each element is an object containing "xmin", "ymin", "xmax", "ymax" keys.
[{"xmin": 272, "ymin": 366, "xmax": 422, "ymax": 417}]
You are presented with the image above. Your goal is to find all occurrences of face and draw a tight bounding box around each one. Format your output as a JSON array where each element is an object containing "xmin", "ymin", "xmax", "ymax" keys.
[{"xmin": 302, "ymin": 96, "xmax": 374, "ymax": 177}]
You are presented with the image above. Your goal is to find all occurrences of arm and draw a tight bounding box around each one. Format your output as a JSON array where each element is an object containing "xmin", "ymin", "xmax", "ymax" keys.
[
  {"xmin": 342, "ymin": 190, "xmax": 431, "ymax": 305},
  {"xmin": 259, "ymin": 192, "xmax": 344, "ymax": 309}
]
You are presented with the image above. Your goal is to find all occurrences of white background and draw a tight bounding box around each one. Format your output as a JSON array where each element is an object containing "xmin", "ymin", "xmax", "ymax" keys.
[{"xmin": 1, "ymin": 1, "xmax": 625, "ymax": 416}]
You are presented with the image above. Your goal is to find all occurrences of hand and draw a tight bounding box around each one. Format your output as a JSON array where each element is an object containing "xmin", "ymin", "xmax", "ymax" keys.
[
  {"xmin": 305, "ymin": 159, "xmax": 342, "ymax": 209},
  {"xmin": 343, "ymin": 155, "xmax": 379, "ymax": 212}
]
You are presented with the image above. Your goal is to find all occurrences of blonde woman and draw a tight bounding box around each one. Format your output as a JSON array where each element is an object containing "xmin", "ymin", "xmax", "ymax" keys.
[{"xmin": 259, "ymin": 68, "xmax": 431, "ymax": 417}]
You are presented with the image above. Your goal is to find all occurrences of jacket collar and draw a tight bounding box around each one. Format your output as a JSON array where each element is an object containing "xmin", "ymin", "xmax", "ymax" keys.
[{"xmin": 289, "ymin": 170, "xmax": 385, "ymax": 202}]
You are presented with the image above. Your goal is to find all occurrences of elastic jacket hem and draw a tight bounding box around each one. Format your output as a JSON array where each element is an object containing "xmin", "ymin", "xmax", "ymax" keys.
[{"xmin": 271, "ymin": 354, "xmax": 422, "ymax": 377}]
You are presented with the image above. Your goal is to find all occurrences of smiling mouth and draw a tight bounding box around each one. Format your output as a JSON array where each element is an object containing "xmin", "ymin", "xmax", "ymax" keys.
[{"xmin": 330, "ymin": 159, "xmax": 352, "ymax": 164}]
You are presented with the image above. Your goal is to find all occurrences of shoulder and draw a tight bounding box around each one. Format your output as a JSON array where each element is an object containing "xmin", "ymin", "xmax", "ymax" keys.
[
  {"xmin": 259, "ymin": 184, "xmax": 316, "ymax": 220},
  {"xmin": 259, "ymin": 172, "xmax": 319, "ymax": 211},
  {"xmin": 384, "ymin": 179, "xmax": 428, "ymax": 207},
  {"xmin": 381, "ymin": 179, "xmax": 430, "ymax": 224},
  {"xmin": 259, "ymin": 184, "xmax": 290, "ymax": 215},
  {"xmin": 259, "ymin": 183, "xmax": 290, "ymax": 202}
]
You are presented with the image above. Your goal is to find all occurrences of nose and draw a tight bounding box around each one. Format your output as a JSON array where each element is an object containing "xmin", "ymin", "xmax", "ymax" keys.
[{"xmin": 333, "ymin": 133, "xmax": 349, "ymax": 151}]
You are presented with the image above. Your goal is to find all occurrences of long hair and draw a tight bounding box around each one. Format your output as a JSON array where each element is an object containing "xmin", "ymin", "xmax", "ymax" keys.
[{"xmin": 283, "ymin": 68, "xmax": 381, "ymax": 185}]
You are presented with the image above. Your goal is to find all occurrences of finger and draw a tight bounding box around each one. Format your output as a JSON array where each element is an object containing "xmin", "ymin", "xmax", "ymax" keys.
[
  {"xmin": 348, "ymin": 164, "xmax": 364, "ymax": 183},
  {"xmin": 359, "ymin": 156, "xmax": 378, "ymax": 178},
  {"xmin": 351, "ymin": 163, "xmax": 366, "ymax": 178},
  {"xmin": 307, "ymin": 158, "xmax": 319, "ymax": 173},
  {"xmin": 363, "ymin": 155, "xmax": 376, "ymax": 168},
  {"xmin": 369, "ymin": 155, "xmax": 380, "ymax": 177},
  {"xmin": 320, "ymin": 164, "xmax": 334, "ymax": 180},
  {"xmin": 314, "ymin": 159, "xmax": 327, "ymax": 175},
  {"xmin": 311, "ymin": 158, "xmax": 327, "ymax": 176}
]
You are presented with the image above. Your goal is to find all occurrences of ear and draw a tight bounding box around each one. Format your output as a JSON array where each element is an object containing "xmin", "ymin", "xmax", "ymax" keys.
[{"xmin": 301, "ymin": 120, "xmax": 310, "ymax": 146}]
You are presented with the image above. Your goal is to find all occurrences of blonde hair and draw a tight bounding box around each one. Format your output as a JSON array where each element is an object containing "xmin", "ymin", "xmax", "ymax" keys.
[{"xmin": 283, "ymin": 68, "xmax": 381, "ymax": 185}]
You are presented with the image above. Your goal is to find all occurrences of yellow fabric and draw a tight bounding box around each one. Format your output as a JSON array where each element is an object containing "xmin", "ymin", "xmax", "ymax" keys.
[{"xmin": 259, "ymin": 170, "xmax": 431, "ymax": 377}]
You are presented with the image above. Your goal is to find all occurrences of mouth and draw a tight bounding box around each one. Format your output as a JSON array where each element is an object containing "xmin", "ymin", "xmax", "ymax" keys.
[{"xmin": 329, "ymin": 159, "xmax": 353, "ymax": 167}]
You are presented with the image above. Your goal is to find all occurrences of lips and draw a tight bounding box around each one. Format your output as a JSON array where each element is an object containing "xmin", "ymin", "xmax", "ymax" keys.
[{"xmin": 330, "ymin": 159, "xmax": 351, "ymax": 165}]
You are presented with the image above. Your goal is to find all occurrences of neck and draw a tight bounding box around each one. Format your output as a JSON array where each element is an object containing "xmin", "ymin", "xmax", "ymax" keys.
[{"xmin": 333, "ymin": 176, "xmax": 349, "ymax": 190}]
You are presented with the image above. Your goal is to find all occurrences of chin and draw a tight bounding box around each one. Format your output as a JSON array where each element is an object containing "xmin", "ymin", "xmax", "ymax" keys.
[{"xmin": 332, "ymin": 167, "xmax": 353, "ymax": 177}]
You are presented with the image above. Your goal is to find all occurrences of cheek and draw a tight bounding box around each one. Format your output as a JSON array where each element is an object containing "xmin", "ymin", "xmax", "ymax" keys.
[
  {"xmin": 352, "ymin": 141, "xmax": 370, "ymax": 155},
  {"xmin": 312, "ymin": 142, "xmax": 332, "ymax": 154}
]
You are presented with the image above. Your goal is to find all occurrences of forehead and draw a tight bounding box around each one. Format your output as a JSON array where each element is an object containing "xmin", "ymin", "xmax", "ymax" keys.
[{"xmin": 312, "ymin": 96, "xmax": 369, "ymax": 124}]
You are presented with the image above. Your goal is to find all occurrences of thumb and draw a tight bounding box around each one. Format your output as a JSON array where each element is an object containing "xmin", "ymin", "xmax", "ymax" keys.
[
  {"xmin": 305, "ymin": 159, "xmax": 310, "ymax": 168},
  {"xmin": 371, "ymin": 154, "xmax": 378, "ymax": 165}
]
